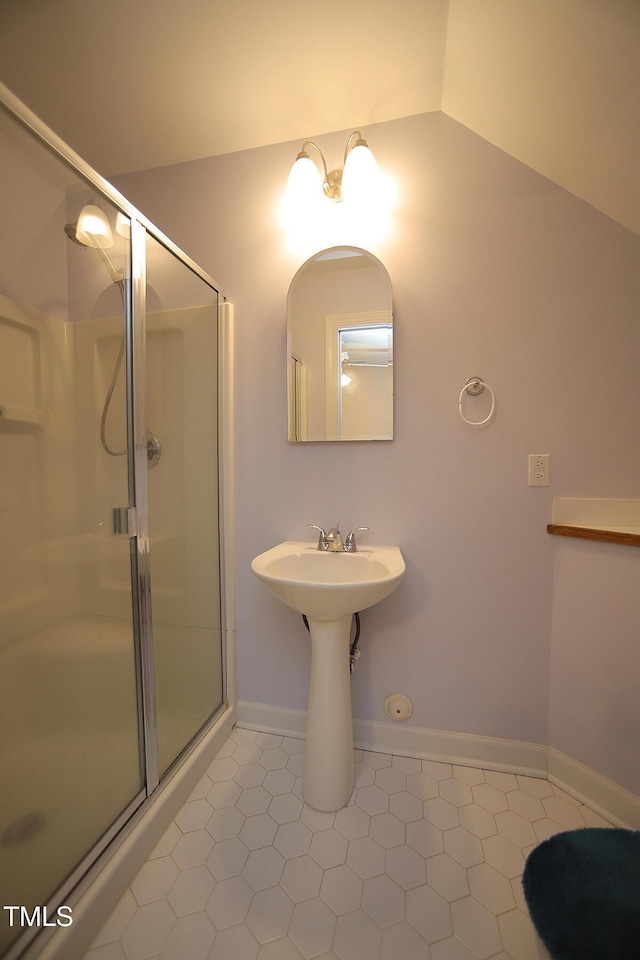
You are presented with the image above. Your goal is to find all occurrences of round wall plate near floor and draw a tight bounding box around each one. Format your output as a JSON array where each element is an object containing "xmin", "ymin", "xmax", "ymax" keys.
[{"xmin": 384, "ymin": 693, "xmax": 413, "ymax": 721}]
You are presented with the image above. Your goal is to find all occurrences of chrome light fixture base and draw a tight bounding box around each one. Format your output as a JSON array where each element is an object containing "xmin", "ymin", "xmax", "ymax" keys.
[{"xmin": 323, "ymin": 168, "xmax": 343, "ymax": 201}]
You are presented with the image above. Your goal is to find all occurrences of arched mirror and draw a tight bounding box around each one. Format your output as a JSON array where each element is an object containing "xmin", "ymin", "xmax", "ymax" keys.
[{"xmin": 287, "ymin": 246, "xmax": 393, "ymax": 441}]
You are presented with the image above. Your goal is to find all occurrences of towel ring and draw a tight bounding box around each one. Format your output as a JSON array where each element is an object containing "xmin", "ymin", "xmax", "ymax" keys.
[{"xmin": 458, "ymin": 377, "xmax": 495, "ymax": 426}]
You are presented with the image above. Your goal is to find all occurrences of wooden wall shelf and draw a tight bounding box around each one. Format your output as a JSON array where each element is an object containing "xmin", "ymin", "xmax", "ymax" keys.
[{"xmin": 547, "ymin": 524, "xmax": 640, "ymax": 547}]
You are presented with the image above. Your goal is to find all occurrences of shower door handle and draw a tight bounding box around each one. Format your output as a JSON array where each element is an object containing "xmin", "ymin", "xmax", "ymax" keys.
[{"xmin": 112, "ymin": 506, "xmax": 138, "ymax": 537}]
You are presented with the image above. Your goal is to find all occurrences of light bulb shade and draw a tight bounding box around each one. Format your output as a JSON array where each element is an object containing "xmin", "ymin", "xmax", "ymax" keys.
[
  {"xmin": 285, "ymin": 154, "xmax": 323, "ymax": 206},
  {"xmin": 341, "ymin": 142, "xmax": 380, "ymax": 205},
  {"xmin": 287, "ymin": 153, "xmax": 322, "ymax": 196},
  {"xmin": 75, "ymin": 204, "xmax": 114, "ymax": 248},
  {"xmin": 280, "ymin": 152, "xmax": 323, "ymax": 229},
  {"xmin": 115, "ymin": 211, "xmax": 131, "ymax": 239}
]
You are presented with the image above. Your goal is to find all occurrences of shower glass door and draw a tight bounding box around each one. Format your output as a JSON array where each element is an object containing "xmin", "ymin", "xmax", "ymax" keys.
[
  {"xmin": 144, "ymin": 234, "xmax": 223, "ymax": 777},
  {"xmin": 0, "ymin": 101, "xmax": 143, "ymax": 958},
  {"xmin": 1, "ymin": 88, "xmax": 226, "ymax": 959}
]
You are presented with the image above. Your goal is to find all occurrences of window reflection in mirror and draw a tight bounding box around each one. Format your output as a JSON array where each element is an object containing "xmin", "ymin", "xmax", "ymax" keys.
[{"xmin": 287, "ymin": 247, "xmax": 393, "ymax": 441}]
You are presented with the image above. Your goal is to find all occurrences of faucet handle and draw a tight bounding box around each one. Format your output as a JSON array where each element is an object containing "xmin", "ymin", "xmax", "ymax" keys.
[
  {"xmin": 307, "ymin": 523, "xmax": 329, "ymax": 550},
  {"xmin": 345, "ymin": 527, "xmax": 369, "ymax": 552}
]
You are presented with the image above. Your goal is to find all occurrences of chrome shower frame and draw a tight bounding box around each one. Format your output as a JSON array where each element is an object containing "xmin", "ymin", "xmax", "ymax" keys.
[{"xmin": 0, "ymin": 81, "xmax": 235, "ymax": 960}]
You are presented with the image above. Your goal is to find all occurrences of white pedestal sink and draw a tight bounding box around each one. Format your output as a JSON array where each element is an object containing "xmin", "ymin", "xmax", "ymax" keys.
[{"xmin": 251, "ymin": 541, "xmax": 405, "ymax": 811}]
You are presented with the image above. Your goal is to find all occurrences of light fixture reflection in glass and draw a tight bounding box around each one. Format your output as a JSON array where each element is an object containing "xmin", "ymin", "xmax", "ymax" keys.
[
  {"xmin": 75, "ymin": 204, "xmax": 114, "ymax": 248},
  {"xmin": 341, "ymin": 351, "xmax": 352, "ymax": 388},
  {"xmin": 115, "ymin": 211, "xmax": 131, "ymax": 238}
]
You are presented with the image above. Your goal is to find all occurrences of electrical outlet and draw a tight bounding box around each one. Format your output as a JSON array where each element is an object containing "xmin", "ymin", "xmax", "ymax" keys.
[{"xmin": 528, "ymin": 454, "xmax": 550, "ymax": 486}]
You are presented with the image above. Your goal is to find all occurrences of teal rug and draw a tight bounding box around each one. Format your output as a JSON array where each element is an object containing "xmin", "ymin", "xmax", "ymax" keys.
[{"xmin": 522, "ymin": 827, "xmax": 640, "ymax": 960}]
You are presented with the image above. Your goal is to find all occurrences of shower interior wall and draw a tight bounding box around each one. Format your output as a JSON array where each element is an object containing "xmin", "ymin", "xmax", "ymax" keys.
[{"xmin": 112, "ymin": 110, "xmax": 640, "ymax": 808}]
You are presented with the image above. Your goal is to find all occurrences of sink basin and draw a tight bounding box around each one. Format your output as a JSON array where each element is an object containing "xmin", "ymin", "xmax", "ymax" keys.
[
  {"xmin": 251, "ymin": 541, "xmax": 405, "ymax": 621},
  {"xmin": 251, "ymin": 539, "xmax": 405, "ymax": 812}
]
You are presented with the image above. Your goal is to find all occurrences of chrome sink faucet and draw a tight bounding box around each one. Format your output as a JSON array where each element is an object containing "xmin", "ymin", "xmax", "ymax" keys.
[
  {"xmin": 326, "ymin": 523, "xmax": 344, "ymax": 552},
  {"xmin": 307, "ymin": 522, "xmax": 369, "ymax": 552}
]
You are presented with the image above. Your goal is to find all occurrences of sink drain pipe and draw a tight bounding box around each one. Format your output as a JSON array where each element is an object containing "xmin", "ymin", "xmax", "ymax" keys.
[{"xmin": 302, "ymin": 612, "xmax": 361, "ymax": 673}]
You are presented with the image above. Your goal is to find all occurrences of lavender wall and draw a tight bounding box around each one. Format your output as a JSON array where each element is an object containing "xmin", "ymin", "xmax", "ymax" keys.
[
  {"xmin": 113, "ymin": 112, "xmax": 640, "ymax": 784},
  {"xmin": 549, "ymin": 539, "xmax": 640, "ymax": 794}
]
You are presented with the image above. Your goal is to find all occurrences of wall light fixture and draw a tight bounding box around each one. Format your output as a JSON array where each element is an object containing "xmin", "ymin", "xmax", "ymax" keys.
[
  {"xmin": 285, "ymin": 131, "xmax": 380, "ymax": 207},
  {"xmin": 280, "ymin": 130, "xmax": 396, "ymax": 256}
]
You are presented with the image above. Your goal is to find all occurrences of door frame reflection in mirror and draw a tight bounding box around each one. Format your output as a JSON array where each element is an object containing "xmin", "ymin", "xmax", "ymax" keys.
[
  {"xmin": 287, "ymin": 246, "xmax": 393, "ymax": 442},
  {"xmin": 325, "ymin": 312, "xmax": 393, "ymax": 440}
]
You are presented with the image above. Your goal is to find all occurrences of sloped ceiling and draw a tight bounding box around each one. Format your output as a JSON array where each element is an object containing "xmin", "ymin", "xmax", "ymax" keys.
[{"xmin": 0, "ymin": 0, "xmax": 638, "ymax": 234}]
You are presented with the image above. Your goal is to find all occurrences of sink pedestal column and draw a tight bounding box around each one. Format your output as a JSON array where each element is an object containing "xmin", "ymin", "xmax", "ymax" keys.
[{"xmin": 303, "ymin": 614, "xmax": 355, "ymax": 812}]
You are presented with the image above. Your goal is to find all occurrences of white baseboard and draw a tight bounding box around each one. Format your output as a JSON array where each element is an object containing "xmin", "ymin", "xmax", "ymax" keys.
[
  {"xmin": 237, "ymin": 700, "xmax": 307, "ymax": 738},
  {"xmin": 548, "ymin": 747, "xmax": 640, "ymax": 829},
  {"xmin": 236, "ymin": 701, "xmax": 548, "ymax": 777},
  {"xmin": 237, "ymin": 701, "xmax": 640, "ymax": 828}
]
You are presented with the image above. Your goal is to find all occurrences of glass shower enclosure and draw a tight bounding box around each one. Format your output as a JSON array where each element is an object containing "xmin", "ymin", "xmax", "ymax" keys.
[{"xmin": 0, "ymin": 85, "xmax": 228, "ymax": 959}]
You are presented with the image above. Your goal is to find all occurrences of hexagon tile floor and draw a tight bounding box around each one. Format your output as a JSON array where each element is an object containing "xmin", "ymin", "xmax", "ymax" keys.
[{"xmin": 83, "ymin": 727, "xmax": 611, "ymax": 960}]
